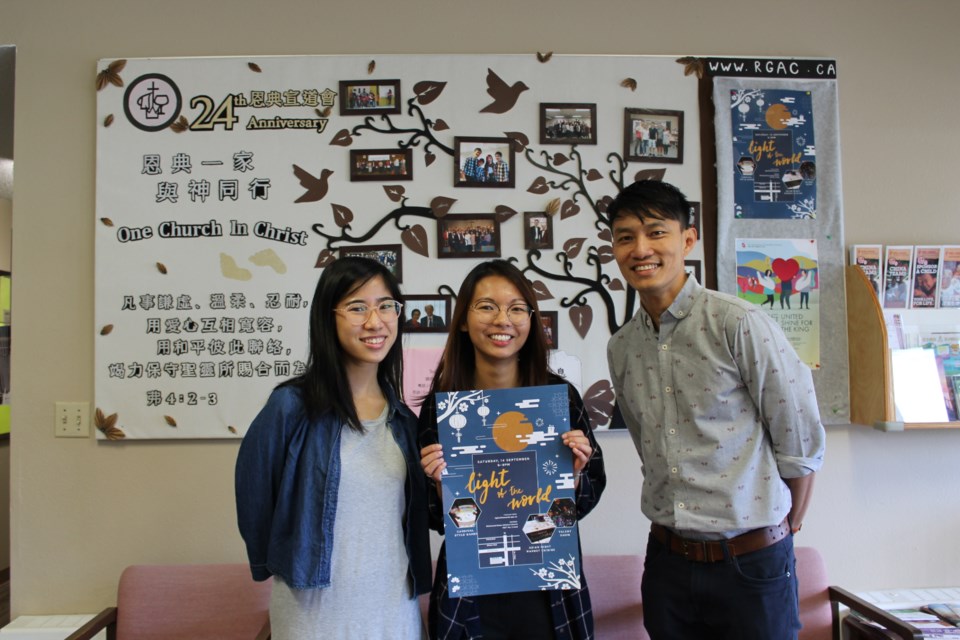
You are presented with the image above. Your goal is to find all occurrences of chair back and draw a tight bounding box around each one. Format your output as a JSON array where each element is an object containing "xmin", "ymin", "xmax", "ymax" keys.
[
  {"xmin": 115, "ymin": 563, "xmax": 270, "ymax": 640},
  {"xmin": 796, "ymin": 546, "xmax": 832, "ymax": 640}
]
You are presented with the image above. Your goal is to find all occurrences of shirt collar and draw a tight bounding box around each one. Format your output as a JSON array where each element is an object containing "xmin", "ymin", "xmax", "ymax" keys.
[{"xmin": 638, "ymin": 274, "xmax": 702, "ymax": 328}]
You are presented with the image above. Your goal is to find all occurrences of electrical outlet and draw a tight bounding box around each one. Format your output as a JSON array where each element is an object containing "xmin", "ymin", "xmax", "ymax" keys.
[{"xmin": 55, "ymin": 401, "xmax": 90, "ymax": 438}]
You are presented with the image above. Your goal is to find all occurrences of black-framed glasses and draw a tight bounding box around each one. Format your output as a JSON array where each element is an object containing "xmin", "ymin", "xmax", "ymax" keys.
[
  {"xmin": 469, "ymin": 301, "xmax": 533, "ymax": 325},
  {"xmin": 335, "ymin": 300, "xmax": 403, "ymax": 325}
]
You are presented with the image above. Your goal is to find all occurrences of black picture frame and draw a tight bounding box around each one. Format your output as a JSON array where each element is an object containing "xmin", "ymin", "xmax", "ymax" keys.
[
  {"xmin": 624, "ymin": 108, "xmax": 684, "ymax": 164},
  {"xmin": 523, "ymin": 211, "xmax": 554, "ymax": 251},
  {"xmin": 437, "ymin": 214, "xmax": 501, "ymax": 258},
  {"xmin": 688, "ymin": 201, "xmax": 701, "ymax": 239},
  {"xmin": 539, "ymin": 310, "xmax": 558, "ymax": 350},
  {"xmin": 349, "ymin": 148, "xmax": 413, "ymax": 182},
  {"xmin": 453, "ymin": 137, "xmax": 515, "ymax": 188},
  {"xmin": 684, "ymin": 260, "xmax": 702, "ymax": 284},
  {"xmin": 402, "ymin": 294, "xmax": 452, "ymax": 333},
  {"xmin": 540, "ymin": 103, "xmax": 597, "ymax": 145},
  {"xmin": 338, "ymin": 244, "xmax": 403, "ymax": 282},
  {"xmin": 339, "ymin": 79, "xmax": 401, "ymax": 116}
]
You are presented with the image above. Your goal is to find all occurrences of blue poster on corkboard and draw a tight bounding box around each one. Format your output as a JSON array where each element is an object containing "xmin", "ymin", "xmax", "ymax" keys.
[
  {"xmin": 436, "ymin": 384, "xmax": 581, "ymax": 598},
  {"xmin": 731, "ymin": 89, "xmax": 816, "ymax": 219}
]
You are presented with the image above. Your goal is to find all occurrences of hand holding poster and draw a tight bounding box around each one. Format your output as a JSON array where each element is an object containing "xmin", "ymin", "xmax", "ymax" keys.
[{"xmin": 436, "ymin": 384, "xmax": 581, "ymax": 598}]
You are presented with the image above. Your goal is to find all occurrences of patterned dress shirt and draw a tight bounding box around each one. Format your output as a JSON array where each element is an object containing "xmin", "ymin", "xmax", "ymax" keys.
[{"xmin": 607, "ymin": 276, "xmax": 825, "ymax": 537}]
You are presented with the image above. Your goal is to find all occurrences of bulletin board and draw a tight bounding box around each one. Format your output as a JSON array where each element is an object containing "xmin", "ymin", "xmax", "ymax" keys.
[{"xmin": 94, "ymin": 53, "xmax": 845, "ymax": 440}]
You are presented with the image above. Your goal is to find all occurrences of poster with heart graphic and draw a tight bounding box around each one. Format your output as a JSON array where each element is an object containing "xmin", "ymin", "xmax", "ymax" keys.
[{"xmin": 735, "ymin": 238, "xmax": 820, "ymax": 368}]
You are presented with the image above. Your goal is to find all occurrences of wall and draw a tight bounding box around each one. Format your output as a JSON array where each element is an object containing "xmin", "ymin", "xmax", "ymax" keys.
[{"xmin": 2, "ymin": 0, "xmax": 960, "ymax": 616}]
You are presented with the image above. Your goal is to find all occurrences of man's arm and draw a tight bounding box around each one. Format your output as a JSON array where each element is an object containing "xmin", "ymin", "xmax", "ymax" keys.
[{"xmin": 784, "ymin": 472, "xmax": 816, "ymax": 533}]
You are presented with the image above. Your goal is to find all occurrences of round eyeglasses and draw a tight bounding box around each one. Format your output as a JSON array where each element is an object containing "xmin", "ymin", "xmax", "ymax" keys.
[
  {"xmin": 335, "ymin": 300, "xmax": 403, "ymax": 325},
  {"xmin": 470, "ymin": 301, "xmax": 534, "ymax": 325}
]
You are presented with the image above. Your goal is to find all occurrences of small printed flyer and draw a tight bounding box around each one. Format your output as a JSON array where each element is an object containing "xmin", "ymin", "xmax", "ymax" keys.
[
  {"xmin": 436, "ymin": 384, "xmax": 581, "ymax": 598},
  {"xmin": 735, "ymin": 238, "xmax": 820, "ymax": 368}
]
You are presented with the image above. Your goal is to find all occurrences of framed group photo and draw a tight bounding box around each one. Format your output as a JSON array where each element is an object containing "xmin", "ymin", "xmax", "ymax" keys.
[
  {"xmin": 349, "ymin": 148, "xmax": 413, "ymax": 182},
  {"xmin": 403, "ymin": 294, "xmax": 452, "ymax": 333},
  {"xmin": 338, "ymin": 244, "xmax": 403, "ymax": 282},
  {"xmin": 624, "ymin": 108, "xmax": 684, "ymax": 164},
  {"xmin": 453, "ymin": 137, "xmax": 515, "ymax": 188},
  {"xmin": 540, "ymin": 103, "xmax": 597, "ymax": 145},
  {"xmin": 523, "ymin": 211, "xmax": 553, "ymax": 251},
  {"xmin": 339, "ymin": 79, "xmax": 401, "ymax": 116},
  {"xmin": 437, "ymin": 214, "xmax": 501, "ymax": 258}
]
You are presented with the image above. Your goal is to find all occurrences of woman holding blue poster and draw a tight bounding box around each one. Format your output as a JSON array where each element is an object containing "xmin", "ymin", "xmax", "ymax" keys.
[
  {"xmin": 236, "ymin": 257, "xmax": 432, "ymax": 640},
  {"xmin": 418, "ymin": 260, "xmax": 606, "ymax": 640}
]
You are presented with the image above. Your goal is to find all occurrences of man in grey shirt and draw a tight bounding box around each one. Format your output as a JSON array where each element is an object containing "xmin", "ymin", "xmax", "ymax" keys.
[{"xmin": 606, "ymin": 180, "xmax": 825, "ymax": 640}]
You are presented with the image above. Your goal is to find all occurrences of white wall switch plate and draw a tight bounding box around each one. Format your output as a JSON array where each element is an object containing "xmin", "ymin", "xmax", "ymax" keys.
[{"xmin": 55, "ymin": 401, "xmax": 89, "ymax": 438}]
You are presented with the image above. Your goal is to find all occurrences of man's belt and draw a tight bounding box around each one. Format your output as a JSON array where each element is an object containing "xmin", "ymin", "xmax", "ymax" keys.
[{"xmin": 650, "ymin": 518, "xmax": 790, "ymax": 563}]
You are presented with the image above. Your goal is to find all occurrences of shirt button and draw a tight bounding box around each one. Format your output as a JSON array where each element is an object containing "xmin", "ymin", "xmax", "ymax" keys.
[
  {"xmin": 671, "ymin": 467, "xmax": 678, "ymax": 474},
  {"xmin": 678, "ymin": 311, "xmax": 684, "ymax": 317},
  {"xmin": 665, "ymin": 386, "xmax": 672, "ymax": 393},
  {"xmin": 668, "ymin": 428, "xmax": 676, "ymax": 435},
  {"xmin": 677, "ymin": 502, "xmax": 686, "ymax": 509},
  {"xmin": 661, "ymin": 344, "xmax": 669, "ymax": 351}
]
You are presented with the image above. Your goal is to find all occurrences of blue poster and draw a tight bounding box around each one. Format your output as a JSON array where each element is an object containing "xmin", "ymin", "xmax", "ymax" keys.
[
  {"xmin": 436, "ymin": 384, "xmax": 582, "ymax": 598},
  {"xmin": 731, "ymin": 89, "xmax": 816, "ymax": 219}
]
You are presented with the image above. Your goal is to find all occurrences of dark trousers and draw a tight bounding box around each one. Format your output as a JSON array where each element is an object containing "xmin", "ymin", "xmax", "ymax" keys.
[
  {"xmin": 641, "ymin": 531, "xmax": 800, "ymax": 640},
  {"xmin": 476, "ymin": 590, "xmax": 556, "ymax": 639}
]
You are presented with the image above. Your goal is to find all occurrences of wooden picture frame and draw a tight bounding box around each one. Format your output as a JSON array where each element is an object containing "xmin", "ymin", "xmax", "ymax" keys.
[
  {"xmin": 523, "ymin": 211, "xmax": 553, "ymax": 251},
  {"xmin": 338, "ymin": 244, "xmax": 403, "ymax": 282},
  {"xmin": 624, "ymin": 108, "xmax": 684, "ymax": 164},
  {"xmin": 540, "ymin": 103, "xmax": 597, "ymax": 145},
  {"xmin": 339, "ymin": 79, "xmax": 401, "ymax": 116},
  {"xmin": 349, "ymin": 148, "xmax": 413, "ymax": 182},
  {"xmin": 453, "ymin": 137, "xmax": 515, "ymax": 188},
  {"xmin": 437, "ymin": 214, "xmax": 501, "ymax": 258},
  {"xmin": 402, "ymin": 294, "xmax": 452, "ymax": 333},
  {"xmin": 539, "ymin": 310, "xmax": 558, "ymax": 350}
]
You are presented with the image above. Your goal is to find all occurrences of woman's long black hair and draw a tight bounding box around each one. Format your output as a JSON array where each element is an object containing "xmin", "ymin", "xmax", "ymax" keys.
[{"xmin": 282, "ymin": 256, "xmax": 404, "ymax": 430}]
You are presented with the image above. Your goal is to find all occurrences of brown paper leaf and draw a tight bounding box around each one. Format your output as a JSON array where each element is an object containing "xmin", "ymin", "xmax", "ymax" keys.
[
  {"xmin": 95, "ymin": 409, "xmax": 125, "ymax": 440},
  {"xmin": 228, "ymin": 425, "xmax": 238, "ymax": 434},
  {"xmin": 536, "ymin": 51, "xmax": 553, "ymax": 63},
  {"xmin": 367, "ymin": 60, "xmax": 376, "ymax": 74},
  {"xmin": 583, "ymin": 379, "xmax": 615, "ymax": 428},
  {"xmin": 170, "ymin": 116, "xmax": 189, "ymax": 133},
  {"xmin": 596, "ymin": 246, "xmax": 615, "ymax": 264},
  {"xmin": 676, "ymin": 56, "xmax": 705, "ymax": 79},
  {"xmin": 164, "ymin": 415, "xmax": 178, "ymax": 427},
  {"xmin": 315, "ymin": 250, "xmax": 337, "ymax": 268},
  {"xmin": 156, "ymin": 262, "xmax": 168, "ymax": 274},
  {"xmin": 494, "ymin": 205, "xmax": 518, "ymax": 223},
  {"xmin": 430, "ymin": 196, "xmax": 456, "ymax": 218},
  {"xmin": 552, "ymin": 153, "xmax": 569, "ymax": 166},
  {"xmin": 545, "ymin": 198, "xmax": 560, "ymax": 216},
  {"xmin": 597, "ymin": 195, "xmax": 613, "ymax": 213},
  {"xmin": 635, "ymin": 168, "xmax": 666, "ymax": 182},
  {"xmin": 425, "ymin": 152, "xmax": 436, "ymax": 167},
  {"xmin": 107, "ymin": 59, "xmax": 127, "ymax": 74},
  {"xmin": 504, "ymin": 131, "xmax": 529, "ymax": 153},
  {"xmin": 322, "ymin": 106, "xmax": 332, "ymax": 117},
  {"xmin": 433, "ymin": 119, "xmax": 449, "ymax": 132},
  {"xmin": 530, "ymin": 280, "xmax": 554, "ymax": 301},
  {"xmin": 586, "ymin": 169, "xmax": 603, "ymax": 181},
  {"xmin": 95, "ymin": 71, "xmax": 109, "ymax": 91},
  {"xmin": 401, "ymin": 225, "xmax": 430, "ymax": 258},
  {"xmin": 331, "ymin": 203, "xmax": 354, "ymax": 227},
  {"xmin": 620, "ymin": 78, "xmax": 638, "ymax": 91},
  {"xmin": 563, "ymin": 238, "xmax": 586, "ymax": 259},
  {"xmin": 560, "ymin": 200, "xmax": 580, "ymax": 220},
  {"xmin": 100, "ymin": 324, "xmax": 114, "ymax": 336},
  {"xmin": 100, "ymin": 217, "xmax": 114, "ymax": 227},
  {"xmin": 527, "ymin": 176, "xmax": 549, "ymax": 195},
  {"xmin": 413, "ymin": 80, "xmax": 447, "ymax": 105},
  {"xmin": 248, "ymin": 62, "xmax": 262, "ymax": 73},
  {"xmin": 383, "ymin": 185, "xmax": 406, "ymax": 203},
  {"xmin": 608, "ymin": 278, "xmax": 625, "ymax": 291},
  {"xmin": 103, "ymin": 114, "xmax": 114, "ymax": 127},
  {"xmin": 570, "ymin": 305, "xmax": 593, "ymax": 339},
  {"xmin": 329, "ymin": 129, "xmax": 353, "ymax": 147},
  {"xmin": 597, "ymin": 228, "xmax": 612, "ymax": 242}
]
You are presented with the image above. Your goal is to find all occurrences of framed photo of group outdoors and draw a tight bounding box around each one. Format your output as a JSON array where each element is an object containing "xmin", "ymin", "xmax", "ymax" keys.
[
  {"xmin": 339, "ymin": 79, "xmax": 401, "ymax": 116},
  {"xmin": 540, "ymin": 103, "xmax": 597, "ymax": 145},
  {"xmin": 623, "ymin": 108, "xmax": 684, "ymax": 164},
  {"xmin": 453, "ymin": 137, "xmax": 515, "ymax": 188},
  {"xmin": 349, "ymin": 148, "xmax": 413, "ymax": 182},
  {"xmin": 338, "ymin": 244, "xmax": 403, "ymax": 282},
  {"xmin": 437, "ymin": 214, "xmax": 501, "ymax": 258},
  {"xmin": 402, "ymin": 294, "xmax": 452, "ymax": 333}
]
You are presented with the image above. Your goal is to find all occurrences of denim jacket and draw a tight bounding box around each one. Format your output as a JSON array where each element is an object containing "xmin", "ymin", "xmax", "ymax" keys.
[{"xmin": 235, "ymin": 383, "xmax": 432, "ymax": 594}]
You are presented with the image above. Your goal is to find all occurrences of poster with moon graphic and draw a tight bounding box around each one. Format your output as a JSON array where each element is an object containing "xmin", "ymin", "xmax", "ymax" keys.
[
  {"xmin": 435, "ymin": 384, "xmax": 582, "ymax": 598},
  {"xmin": 731, "ymin": 89, "xmax": 816, "ymax": 219}
]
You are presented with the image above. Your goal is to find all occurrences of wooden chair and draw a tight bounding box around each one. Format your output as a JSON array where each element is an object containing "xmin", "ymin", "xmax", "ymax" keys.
[{"xmin": 66, "ymin": 564, "xmax": 271, "ymax": 640}]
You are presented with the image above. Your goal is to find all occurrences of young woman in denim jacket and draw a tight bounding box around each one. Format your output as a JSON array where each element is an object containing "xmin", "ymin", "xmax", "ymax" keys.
[
  {"xmin": 418, "ymin": 260, "xmax": 606, "ymax": 640},
  {"xmin": 236, "ymin": 257, "xmax": 432, "ymax": 639}
]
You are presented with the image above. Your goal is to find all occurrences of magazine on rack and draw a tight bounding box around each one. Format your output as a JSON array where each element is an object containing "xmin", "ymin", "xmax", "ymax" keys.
[
  {"xmin": 849, "ymin": 244, "xmax": 884, "ymax": 300},
  {"xmin": 911, "ymin": 245, "xmax": 942, "ymax": 308},
  {"xmin": 435, "ymin": 384, "xmax": 582, "ymax": 598},
  {"xmin": 882, "ymin": 245, "xmax": 914, "ymax": 309},
  {"xmin": 940, "ymin": 246, "xmax": 960, "ymax": 308}
]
